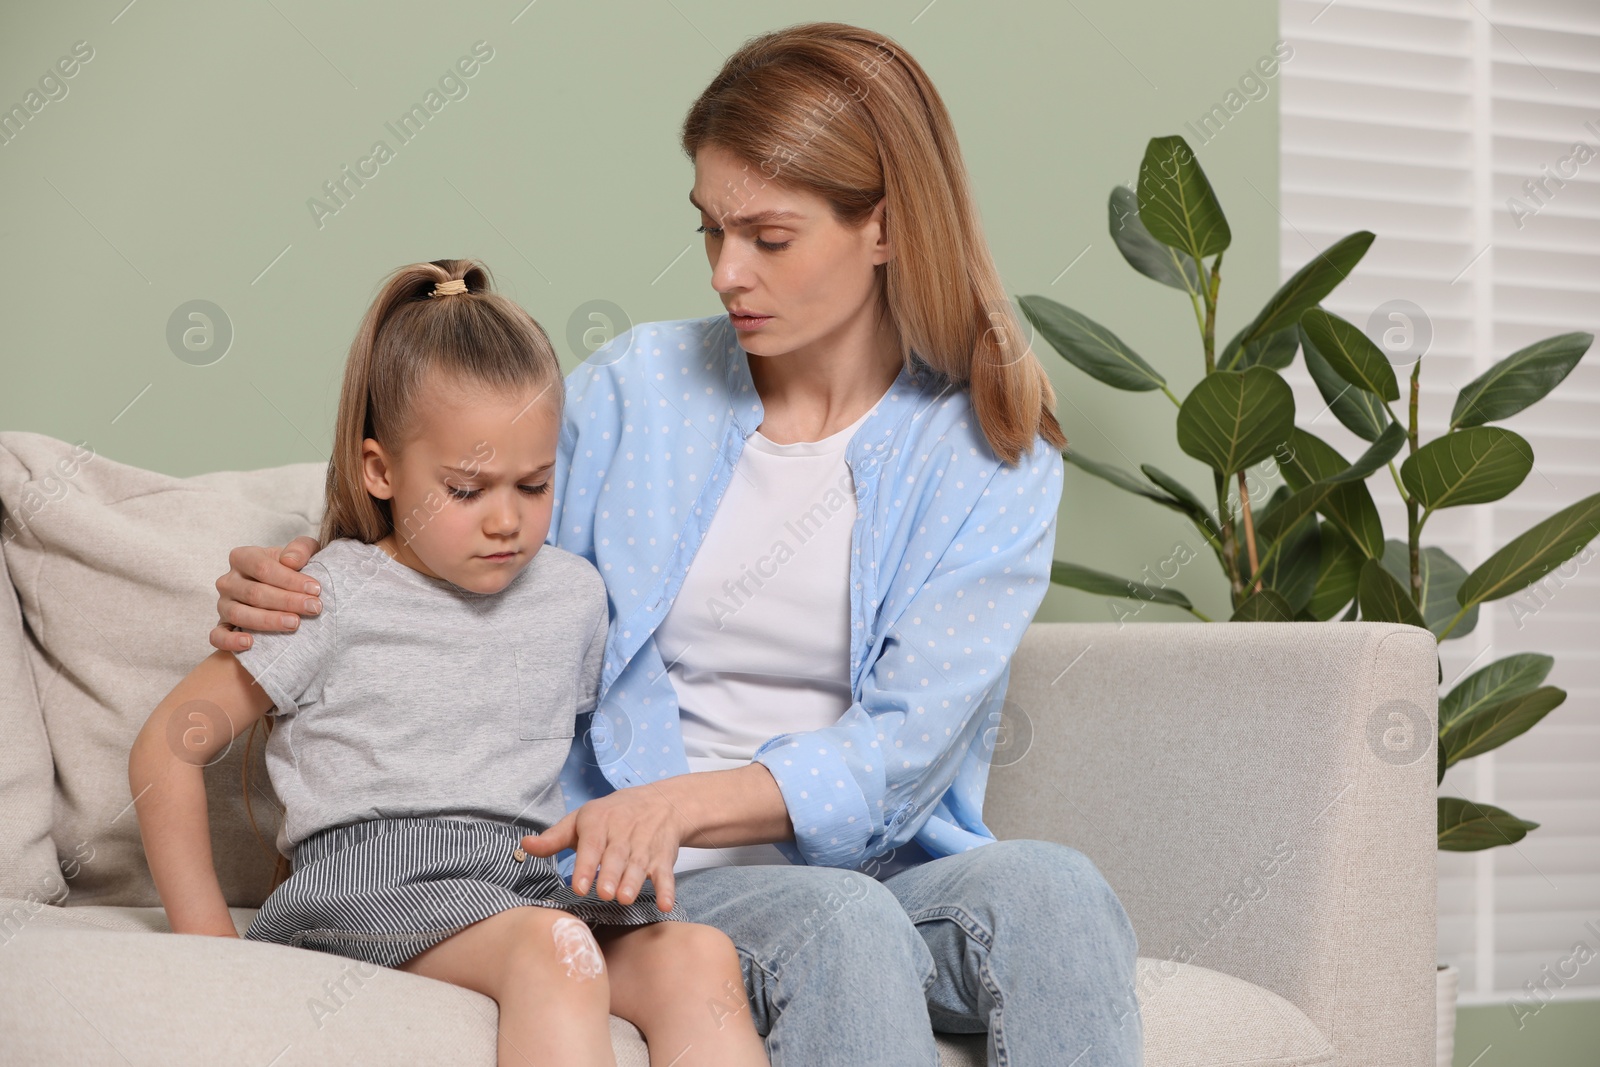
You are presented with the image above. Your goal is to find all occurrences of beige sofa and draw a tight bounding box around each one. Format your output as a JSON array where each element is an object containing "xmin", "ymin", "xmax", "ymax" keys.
[{"xmin": 0, "ymin": 431, "xmax": 1438, "ymax": 1066}]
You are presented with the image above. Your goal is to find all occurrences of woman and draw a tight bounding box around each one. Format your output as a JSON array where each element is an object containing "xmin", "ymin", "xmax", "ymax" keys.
[{"xmin": 212, "ymin": 22, "xmax": 1141, "ymax": 1066}]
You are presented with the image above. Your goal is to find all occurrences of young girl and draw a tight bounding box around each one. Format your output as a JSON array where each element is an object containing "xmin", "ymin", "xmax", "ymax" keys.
[{"xmin": 128, "ymin": 259, "xmax": 769, "ymax": 1067}]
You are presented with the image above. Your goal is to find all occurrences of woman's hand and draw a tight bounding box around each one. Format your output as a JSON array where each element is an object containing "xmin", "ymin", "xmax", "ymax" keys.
[
  {"xmin": 208, "ymin": 535, "xmax": 325, "ymax": 652},
  {"xmin": 520, "ymin": 785, "xmax": 686, "ymax": 914},
  {"xmin": 523, "ymin": 764, "xmax": 793, "ymax": 914}
]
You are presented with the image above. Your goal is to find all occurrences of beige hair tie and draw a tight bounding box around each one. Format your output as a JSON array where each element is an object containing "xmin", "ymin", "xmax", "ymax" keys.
[{"xmin": 430, "ymin": 278, "xmax": 469, "ymax": 297}]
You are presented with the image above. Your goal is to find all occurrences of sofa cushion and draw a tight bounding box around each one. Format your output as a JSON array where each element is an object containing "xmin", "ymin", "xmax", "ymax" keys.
[
  {"xmin": 1136, "ymin": 958, "xmax": 1333, "ymax": 1066},
  {"xmin": 0, "ymin": 515, "xmax": 61, "ymax": 904},
  {"xmin": 0, "ymin": 919, "xmax": 534, "ymax": 1066},
  {"xmin": 0, "ymin": 905, "xmax": 1330, "ymax": 1067},
  {"xmin": 0, "ymin": 431, "xmax": 325, "ymax": 908}
]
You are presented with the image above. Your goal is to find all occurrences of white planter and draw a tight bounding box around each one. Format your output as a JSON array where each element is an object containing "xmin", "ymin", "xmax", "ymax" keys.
[{"xmin": 1437, "ymin": 962, "xmax": 1459, "ymax": 1067}]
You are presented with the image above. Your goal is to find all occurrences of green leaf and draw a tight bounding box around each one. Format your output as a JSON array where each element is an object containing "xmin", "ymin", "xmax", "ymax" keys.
[
  {"xmin": 1226, "ymin": 231, "xmax": 1375, "ymax": 362},
  {"xmin": 1300, "ymin": 323, "xmax": 1391, "ymax": 442},
  {"xmin": 1176, "ymin": 367, "xmax": 1296, "ymax": 476},
  {"xmin": 1234, "ymin": 422, "xmax": 1392, "ymax": 551},
  {"xmin": 1065, "ymin": 449, "xmax": 1185, "ymax": 509},
  {"xmin": 1219, "ymin": 328, "xmax": 1243, "ymax": 373},
  {"xmin": 1378, "ymin": 541, "xmax": 1479, "ymax": 640},
  {"xmin": 1440, "ymin": 653, "xmax": 1554, "ymax": 735},
  {"xmin": 1204, "ymin": 400, "xmax": 1389, "ymax": 570},
  {"xmin": 1250, "ymin": 482, "xmax": 1291, "ymax": 533},
  {"xmin": 1325, "ymin": 420, "xmax": 1406, "ymax": 485},
  {"xmin": 1107, "ymin": 184, "xmax": 1203, "ymax": 293},
  {"xmin": 1254, "ymin": 513, "xmax": 1322, "ymax": 612},
  {"xmin": 1255, "ymin": 481, "xmax": 1332, "ymax": 546},
  {"xmin": 1248, "ymin": 326, "xmax": 1301, "ymax": 370},
  {"xmin": 1444, "ymin": 687, "xmax": 1566, "ymax": 767},
  {"xmin": 1306, "ymin": 522, "xmax": 1361, "ymax": 620},
  {"xmin": 1457, "ymin": 492, "xmax": 1600, "ymax": 607},
  {"xmin": 1400, "ymin": 427, "xmax": 1533, "ymax": 510},
  {"xmin": 1298, "ymin": 307, "xmax": 1400, "ymax": 401},
  {"xmin": 1279, "ymin": 429, "xmax": 1385, "ymax": 558},
  {"xmin": 1221, "ymin": 325, "xmax": 1301, "ymax": 373},
  {"xmin": 1139, "ymin": 464, "xmax": 1213, "ymax": 519},
  {"xmin": 1279, "ymin": 427, "xmax": 1349, "ymax": 483},
  {"xmin": 1139, "ymin": 464, "xmax": 1222, "ymax": 541},
  {"xmin": 1230, "ymin": 588, "xmax": 1296, "ymax": 621},
  {"xmin": 1357, "ymin": 558, "xmax": 1427, "ymax": 628},
  {"xmin": 1136, "ymin": 135, "xmax": 1231, "ymax": 264},
  {"xmin": 1019, "ymin": 295, "xmax": 1166, "ymax": 392},
  {"xmin": 1452, "ymin": 332, "xmax": 1593, "ymax": 429},
  {"xmin": 1438, "ymin": 797, "xmax": 1539, "ymax": 851},
  {"xmin": 1050, "ymin": 560, "xmax": 1195, "ymax": 610}
]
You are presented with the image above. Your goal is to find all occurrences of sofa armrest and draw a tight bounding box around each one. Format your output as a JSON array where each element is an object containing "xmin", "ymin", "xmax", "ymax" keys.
[{"xmin": 989, "ymin": 621, "xmax": 1437, "ymax": 1067}]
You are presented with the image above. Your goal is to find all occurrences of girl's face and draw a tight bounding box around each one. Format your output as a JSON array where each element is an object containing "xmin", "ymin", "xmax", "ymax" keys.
[
  {"xmin": 360, "ymin": 369, "xmax": 558, "ymax": 594},
  {"xmin": 691, "ymin": 143, "xmax": 893, "ymax": 362}
]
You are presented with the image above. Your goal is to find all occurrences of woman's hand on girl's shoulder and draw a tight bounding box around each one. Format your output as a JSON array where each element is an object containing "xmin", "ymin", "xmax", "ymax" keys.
[{"xmin": 209, "ymin": 535, "xmax": 325, "ymax": 653}]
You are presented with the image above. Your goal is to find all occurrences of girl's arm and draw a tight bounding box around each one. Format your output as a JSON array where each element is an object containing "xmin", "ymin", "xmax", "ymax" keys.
[{"xmin": 128, "ymin": 650, "xmax": 275, "ymax": 937}]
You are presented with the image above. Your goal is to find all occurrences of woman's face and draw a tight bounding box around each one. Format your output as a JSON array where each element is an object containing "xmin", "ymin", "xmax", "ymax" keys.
[{"xmin": 691, "ymin": 143, "xmax": 892, "ymax": 361}]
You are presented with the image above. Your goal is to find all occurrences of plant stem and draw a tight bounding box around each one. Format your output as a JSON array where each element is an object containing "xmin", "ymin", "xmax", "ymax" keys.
[
  {"xmin": 1408, "ymin": 360, "xmax": 1422, "ymax": 607},
  {"xmin": 1202, "ymin": 252, "xmax": 1223, "ymax": 374},
  {"xmin": 1187, "ymin": 606, "xmax": 1214, "ymax": 623},
  {"xmin": 1237, "ymin": 470, "xmax": 1262, "ymax": 594},
  {"xmin": 1215, "ymin": 469, "xmax": 1243, "ymax": 603},
  {"xmin": 1196, "ymin": 251, "xmax": 1240, "ymax": 607},
  {"xmin": 1387, "ymin": 460, "xmax": 1407, "ymax": 500}
]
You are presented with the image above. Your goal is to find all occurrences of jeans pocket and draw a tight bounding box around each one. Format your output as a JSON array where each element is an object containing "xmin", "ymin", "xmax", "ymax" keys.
[{"xmin": 517, "ymin": 651, "xmax": 578, "ymax": 741}]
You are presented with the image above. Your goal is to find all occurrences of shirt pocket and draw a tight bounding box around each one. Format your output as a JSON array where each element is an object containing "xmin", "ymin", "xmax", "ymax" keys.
[{"xmin": 516, "ymin": 650, "xmax": 579, "ymax": 741}]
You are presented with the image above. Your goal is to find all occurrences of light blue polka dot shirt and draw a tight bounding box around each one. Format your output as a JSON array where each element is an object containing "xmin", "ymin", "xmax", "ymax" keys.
[{"xmin": 548, "ymin": 313, "xmax": 1065, "ymax": 880}]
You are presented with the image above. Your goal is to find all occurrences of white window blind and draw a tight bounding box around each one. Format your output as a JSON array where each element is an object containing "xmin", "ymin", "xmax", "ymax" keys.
[{"xmin": 1279, "ymin": 0, "xmax": 1600, "ymax": 1006}]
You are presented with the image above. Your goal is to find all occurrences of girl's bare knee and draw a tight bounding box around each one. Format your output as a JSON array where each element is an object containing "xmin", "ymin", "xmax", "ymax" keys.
[
  {"xmin": 631, "ymin": 923, "xmax": 743, "ymax": 992},
  {"xmin": 503, "ymin": 908, "xmax": 612, "ymax": 993},
  {"xmin": 679, "ymin": 924, "xmax": 742, "ymax": 973}
]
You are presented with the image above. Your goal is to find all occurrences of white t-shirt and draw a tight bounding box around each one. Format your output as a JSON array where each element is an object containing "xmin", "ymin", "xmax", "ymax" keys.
[{"xmin": 656, "ymin": 403, "xmax": 875, "ymax": 873}]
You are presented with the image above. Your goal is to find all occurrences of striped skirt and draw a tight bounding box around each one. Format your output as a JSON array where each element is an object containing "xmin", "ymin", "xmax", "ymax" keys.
[{"xmin": 243, "ymin": 815, "xmax": 686, "ymax": 969}]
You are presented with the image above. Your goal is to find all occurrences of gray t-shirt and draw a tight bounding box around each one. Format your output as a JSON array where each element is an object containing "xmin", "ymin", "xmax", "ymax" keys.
[{"xmin": 234, "ymin": 537, "xmax": 608, "ymax": 857}]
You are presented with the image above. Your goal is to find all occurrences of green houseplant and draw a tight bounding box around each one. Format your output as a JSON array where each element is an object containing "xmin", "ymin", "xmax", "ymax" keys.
[{"xmin": 1021, "ymin": 133, "xmax": 1599, "ymax": 852}]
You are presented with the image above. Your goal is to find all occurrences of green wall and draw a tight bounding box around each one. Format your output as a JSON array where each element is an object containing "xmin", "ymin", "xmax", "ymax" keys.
[
  {"xmin": 5, "ymin": 1, "xmax": 1596, "ymax": 1058},
  {"xmin": 0, "ymin": 0, "xmax": 1289, "ymax": 627}
]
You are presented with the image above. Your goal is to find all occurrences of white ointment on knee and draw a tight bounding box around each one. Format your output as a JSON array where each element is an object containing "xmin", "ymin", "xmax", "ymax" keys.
[{"xmin": 550, "ymin": 916, "xmax": 605, "ymax": 980}]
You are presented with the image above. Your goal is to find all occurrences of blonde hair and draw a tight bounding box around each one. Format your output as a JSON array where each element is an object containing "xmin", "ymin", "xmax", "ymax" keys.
[
  {"xmin": 680, "ymin": 22, "xmax": 1067, "ymax": 466},
  {"xmin": 246, "ymin": 256, "xmax": 562, "ymax": 896},
  {"xmin": 322, "ymin": 257, "xmax": 563, "ymax": 545}
]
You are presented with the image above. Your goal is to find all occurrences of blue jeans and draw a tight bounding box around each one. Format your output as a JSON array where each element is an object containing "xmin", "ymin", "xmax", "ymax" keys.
[{"xmin": 670, "ymin": 838, "xmax": 1143, "ymax": 1067}]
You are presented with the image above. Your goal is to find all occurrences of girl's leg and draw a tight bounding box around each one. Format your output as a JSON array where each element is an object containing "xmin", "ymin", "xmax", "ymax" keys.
[
  {"xmin": 593, "ymin": 921, "xmax": 768, "ymax": 1067},
  {"xmin": 399, "ymin": 905, "xmax": 617, "ymax": 1067},
  {"xmin": 878, "ymin": 838, "xmax": 1144, "ymax": 1067}
]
